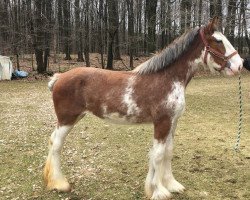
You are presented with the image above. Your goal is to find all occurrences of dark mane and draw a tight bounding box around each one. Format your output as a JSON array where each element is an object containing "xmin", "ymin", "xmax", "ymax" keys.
[{"xmin": 134, "ymin": 27, "xmax": 200, "ymax": 75}]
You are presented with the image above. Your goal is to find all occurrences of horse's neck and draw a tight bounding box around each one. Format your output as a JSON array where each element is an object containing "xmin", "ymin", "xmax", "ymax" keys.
[{"xmin": 166, "ymin": 39, "xmax": 204, "ymax": 86}]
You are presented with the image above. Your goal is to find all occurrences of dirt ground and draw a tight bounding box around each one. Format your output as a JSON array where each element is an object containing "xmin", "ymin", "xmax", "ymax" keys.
[{"xmin": 0, "ymin": 61, "xmax": 250, "ymax": 199}]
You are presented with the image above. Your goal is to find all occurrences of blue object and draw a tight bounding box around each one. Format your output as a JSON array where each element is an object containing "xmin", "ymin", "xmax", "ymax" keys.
[{"xmin": 14, "ymin": 70, "xmax": 28, "ymax": 78}]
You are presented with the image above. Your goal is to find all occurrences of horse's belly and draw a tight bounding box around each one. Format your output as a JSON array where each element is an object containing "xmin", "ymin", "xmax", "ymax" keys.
[
  {"xmin": 103, "ymin": 112, "xmax": 137, "ymax": 125},
  {"xmin": 102, "ymin": 112, "xmax": 151, "ymax": 125}
]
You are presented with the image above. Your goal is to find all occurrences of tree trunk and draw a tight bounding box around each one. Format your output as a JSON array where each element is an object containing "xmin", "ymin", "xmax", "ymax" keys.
[
  {"xmin": 84, "ymin": 0, "xmax": 90, "ymax": 67},
  {"xmin": 238, "ymin": 0, "xmax": 244, "ymax": 54},
  {"xmin": 225, "ymin": 0, "xmax": 237, "ymax": 46},
  {"xmin": 180, "ymin": 0, "xmax": 192, "ymax": 33},
  {"xmin": 111, "ymin": 0, "xmax": 121, "ymax": 60},
  {"xmin": 160, "ymin": 0, "xmax": 166, "ymax": 49},
  {"xmin": 106, "ymin": 0, "xmax": 120, "ymax": 69},
  {"xmin": 103, "ymin": 2, "xmax": 108, "ymax": 54},
  {"xmin": 166, "ymin": 0, "xmax": 172, "ymax": 45},
  {"xmin": 33, "ymin": 0, "xmax": 51, "ymax": 73},
  {"xmin": 0, "ymin": 0, "xmax": 10, "ymax": 54},
  {"xmin": 242, "ymin": 0, "xmax": 250, "ymax": 53},
  {"xmin": 146, "ymin": 0, "xmax": 157, "ymax": 53},
  {"xmin": 210, "ymin": 0, "xmax": 216, "ymax": 18},
  {"xmin": 98, "ymin": 0, "xmax": 105, "ymax": 68},
  {"xmin": 135, "ymin": 0, "xmax": 142, "ymax": 55},
  {"xmin": 186, "ymin": 1, "xmax": 191, "ymax": 29},
  {"xmin": 34, "ymin": 0, "xmax": 45, "ymax": 73},
  {"xmin": 63, "ymin": 0, "xmax": 71, "ymax": 60},
  {"xmin": 216, "ymin": 0, "xmax": 223, "ymax": 30},
  {"xmin": 75, "ymin": 0, "xmax": 84, "ymax": 62},
  {"xmin": 114, "ymin": 30, "xmax": 121, "ymax": 60},
  {"xmin": 180, "ymin": 0, "xmax": 186, "ymax": 34},
  {"xmin": 121, "ymin": 1, "xmax": 126, "ymax": 49},
  {"xmin": 106, "ymin": 36, "xmax": 113, "ymax": 69},
  {"xmin": 127, "ymin": 0, "xmax": 134, "ymax": 69},
  {"xmin": 198, "ymin": 0, "xmax": 202, "ymax": 26},
  {"xmin": 13, "ymin": 0, "xmax": 20, "ymax": 70},
  {"xmin": 143, "ymin": 1, "xmax": 147, "ymax": 54},
  {"xmin": 44, "ymin": 0, "xmax": 52, "ymax": 70},
  {"xmin": 58, "ymin": 0, "xmax": 63, "ymax": 53}
]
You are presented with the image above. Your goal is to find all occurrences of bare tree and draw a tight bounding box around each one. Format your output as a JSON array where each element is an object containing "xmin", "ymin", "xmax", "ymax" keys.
[
  {"xmin": 180, "ymin": 0, "xmax": 192, "ymax": 34},
  {"xmin": 63, "ymin": 0, "xmax": 71, "ymax": 60},
  {"xmin": 75, "ymin": 0, "xmax": 84, "ymax": 62},
  {"xmin": 242, "ymin": 0, "xmax": 250, "ymax": 54},
  {"xmin": 0, "ymin": 0, "xmax": 249, "ymax": 74},
  {"xmin": 113, "ymin": 1, "xmax": 121, "ymax": 60},
  {"xmin": 84, "ymin": 0, "xmax": 90, "ymax": 67},
  {"xmin": 98, "ymin": 0, "xmax": 105, "ymax": 68},
  {"xmin": 106, "ymin": 0, "xmax": 120, "ymax": 69},
  {"xmin": 145, "ymin": 0, "xmax": 157, "ymax": 53},
  {"xmin": 225, "ymin": 0, "xmax": 237, "ymax": 46},
  {"xmin": 127, "ymin": 0, "xmax": 134, "ymax": 69}
]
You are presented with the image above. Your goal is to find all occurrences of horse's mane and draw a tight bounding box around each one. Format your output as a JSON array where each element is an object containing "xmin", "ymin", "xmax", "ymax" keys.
[{"xmin": 133, "ymin": 27, "xmax": 200, "ymax": 75}]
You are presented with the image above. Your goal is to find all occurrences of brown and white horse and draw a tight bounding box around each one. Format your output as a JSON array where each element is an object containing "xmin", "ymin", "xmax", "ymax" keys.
[{"xmin": 44, "ymin": 17, "xmax": 243, "ymax": 199}]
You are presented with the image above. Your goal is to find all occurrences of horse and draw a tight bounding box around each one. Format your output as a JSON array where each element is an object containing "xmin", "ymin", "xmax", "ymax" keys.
[{"xmin": 43, "ymin": 17, "xmax": 243, "ymax": 200}]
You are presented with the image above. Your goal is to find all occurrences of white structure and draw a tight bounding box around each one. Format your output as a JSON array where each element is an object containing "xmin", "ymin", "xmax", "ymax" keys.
[{"xmin": 0, "ymin": 55, "xmax": 13, "ymax": 80}]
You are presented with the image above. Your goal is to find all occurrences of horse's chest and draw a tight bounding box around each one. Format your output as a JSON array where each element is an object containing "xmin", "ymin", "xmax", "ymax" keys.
[{"xmin": 164, "ymin": 82, "xmax": 185, "ymax": 117}]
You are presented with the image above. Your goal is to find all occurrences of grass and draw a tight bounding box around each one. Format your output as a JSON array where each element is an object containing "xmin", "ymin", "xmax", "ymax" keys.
[{"xmin": 0, "ymin": 74, "xmax": 250, "ymax": 200}]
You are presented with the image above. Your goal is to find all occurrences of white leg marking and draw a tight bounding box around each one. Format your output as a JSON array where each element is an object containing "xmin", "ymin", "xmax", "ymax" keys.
[
  {"xmin": 44, "ymin": 125, "xmax": 73, "ymax": 191},
  {"xmin": 162, "ymin": 121, "xmax": 185, "ymax": 193},
  {"xmin": 146, "ymin": 140, "xmax": 172, "ymax": 199},
  {"xmin": 145, "ymin": 152, "xmax": 154, "ymax": 198}
]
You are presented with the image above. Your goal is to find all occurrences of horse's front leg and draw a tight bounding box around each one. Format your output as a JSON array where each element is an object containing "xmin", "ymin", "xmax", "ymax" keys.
[
  {"xmin": 162, "ymin": 120, "xmax": 185, "ymax": 193},
  {"xmin": 145, "ymin": 118, "xmax": 172, "ymax": 200},
  {"xmin": 44, "ymin": 125, "xmax": 73, "ymax": 192}
]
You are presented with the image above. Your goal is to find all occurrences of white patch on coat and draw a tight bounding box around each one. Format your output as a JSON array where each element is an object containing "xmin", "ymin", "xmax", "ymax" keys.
[
  {"xmin": 101, "ymin": 105, "xmax": 137, "ymax": 125},
  {"xmin": 186, "ymin": 58, "xmax": 201, "ymax": 83},
  {"xmin": 164, "ymin": 82, "xmax": 185, "ymax": 118},
  {"xmin": 212, "ymin": 31, "xmax": 243, "ymax": 73},
  {"xmin": 123, "ymin": 77, "xmax": 141, "ymax": 116}
]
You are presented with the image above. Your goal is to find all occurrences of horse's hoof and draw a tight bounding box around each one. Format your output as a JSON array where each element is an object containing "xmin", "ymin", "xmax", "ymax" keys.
[
  {"xmin": 150, "ymin": 187, "xmax": 172, "ymax": 200},
  {"xmin": 47, "ymin": 179, "xmax": 71, "ymax": 192},
  {"xmin": 165, "ymin": 179, "xmax": 185, "ymax": 193}
]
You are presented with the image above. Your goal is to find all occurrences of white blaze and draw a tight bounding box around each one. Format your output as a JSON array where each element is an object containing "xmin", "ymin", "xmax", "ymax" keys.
[{"xmin": 212, "ymin": 31, "xmax": 243, "ymax": 75}]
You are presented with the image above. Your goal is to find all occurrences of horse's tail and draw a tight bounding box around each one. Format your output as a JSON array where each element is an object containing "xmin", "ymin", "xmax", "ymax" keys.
[{"xmin": 48, "ymin": 73, "xmax": 60, "ymax": 92}]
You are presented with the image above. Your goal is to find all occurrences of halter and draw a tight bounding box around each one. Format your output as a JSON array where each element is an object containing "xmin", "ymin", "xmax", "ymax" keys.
[{"xmin": 199, "ymin": 28, "xmax": 238, "ymax": 71}]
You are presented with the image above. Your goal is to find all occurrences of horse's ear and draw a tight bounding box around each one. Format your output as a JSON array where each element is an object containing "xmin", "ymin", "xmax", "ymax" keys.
[
  {"xmin": 211, "ymin": 16, "xmax": 220, "ymax": 30},
  {"xmin": 206, "ymin": 16, "xmax": 220, "ymax": 33}
]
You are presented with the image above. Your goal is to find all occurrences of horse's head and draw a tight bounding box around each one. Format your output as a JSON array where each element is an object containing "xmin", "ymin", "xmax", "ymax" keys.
[{"xmin": 200, "ymin": 17, "xmax": 243, "ymax": 75}]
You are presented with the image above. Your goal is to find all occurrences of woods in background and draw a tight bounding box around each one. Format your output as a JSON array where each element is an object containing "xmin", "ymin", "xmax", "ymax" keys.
[{"xmin": 0, "ymin": 0, "xmax": 249, "ymax": 73}]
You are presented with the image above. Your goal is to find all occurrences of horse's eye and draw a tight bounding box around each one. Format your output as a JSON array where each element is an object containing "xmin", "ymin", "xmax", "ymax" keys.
[{"xmin": 216, "ymin": 40, "xmax": 223, "ymax": 44}]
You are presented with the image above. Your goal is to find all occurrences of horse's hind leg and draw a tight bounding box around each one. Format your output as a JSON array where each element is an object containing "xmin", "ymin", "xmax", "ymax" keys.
[{"xmin": 44, "ymin": 125, "xmax": 73, "ymax": 192}]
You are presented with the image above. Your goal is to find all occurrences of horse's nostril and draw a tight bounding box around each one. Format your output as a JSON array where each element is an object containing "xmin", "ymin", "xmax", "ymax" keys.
[
  {"xmin": 238, "ymin": 65, "xmax": 242, "ymax": 71},
  {"xmin": 226, "ymin": 61, "xmax": 231, "ymax": 68}
]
